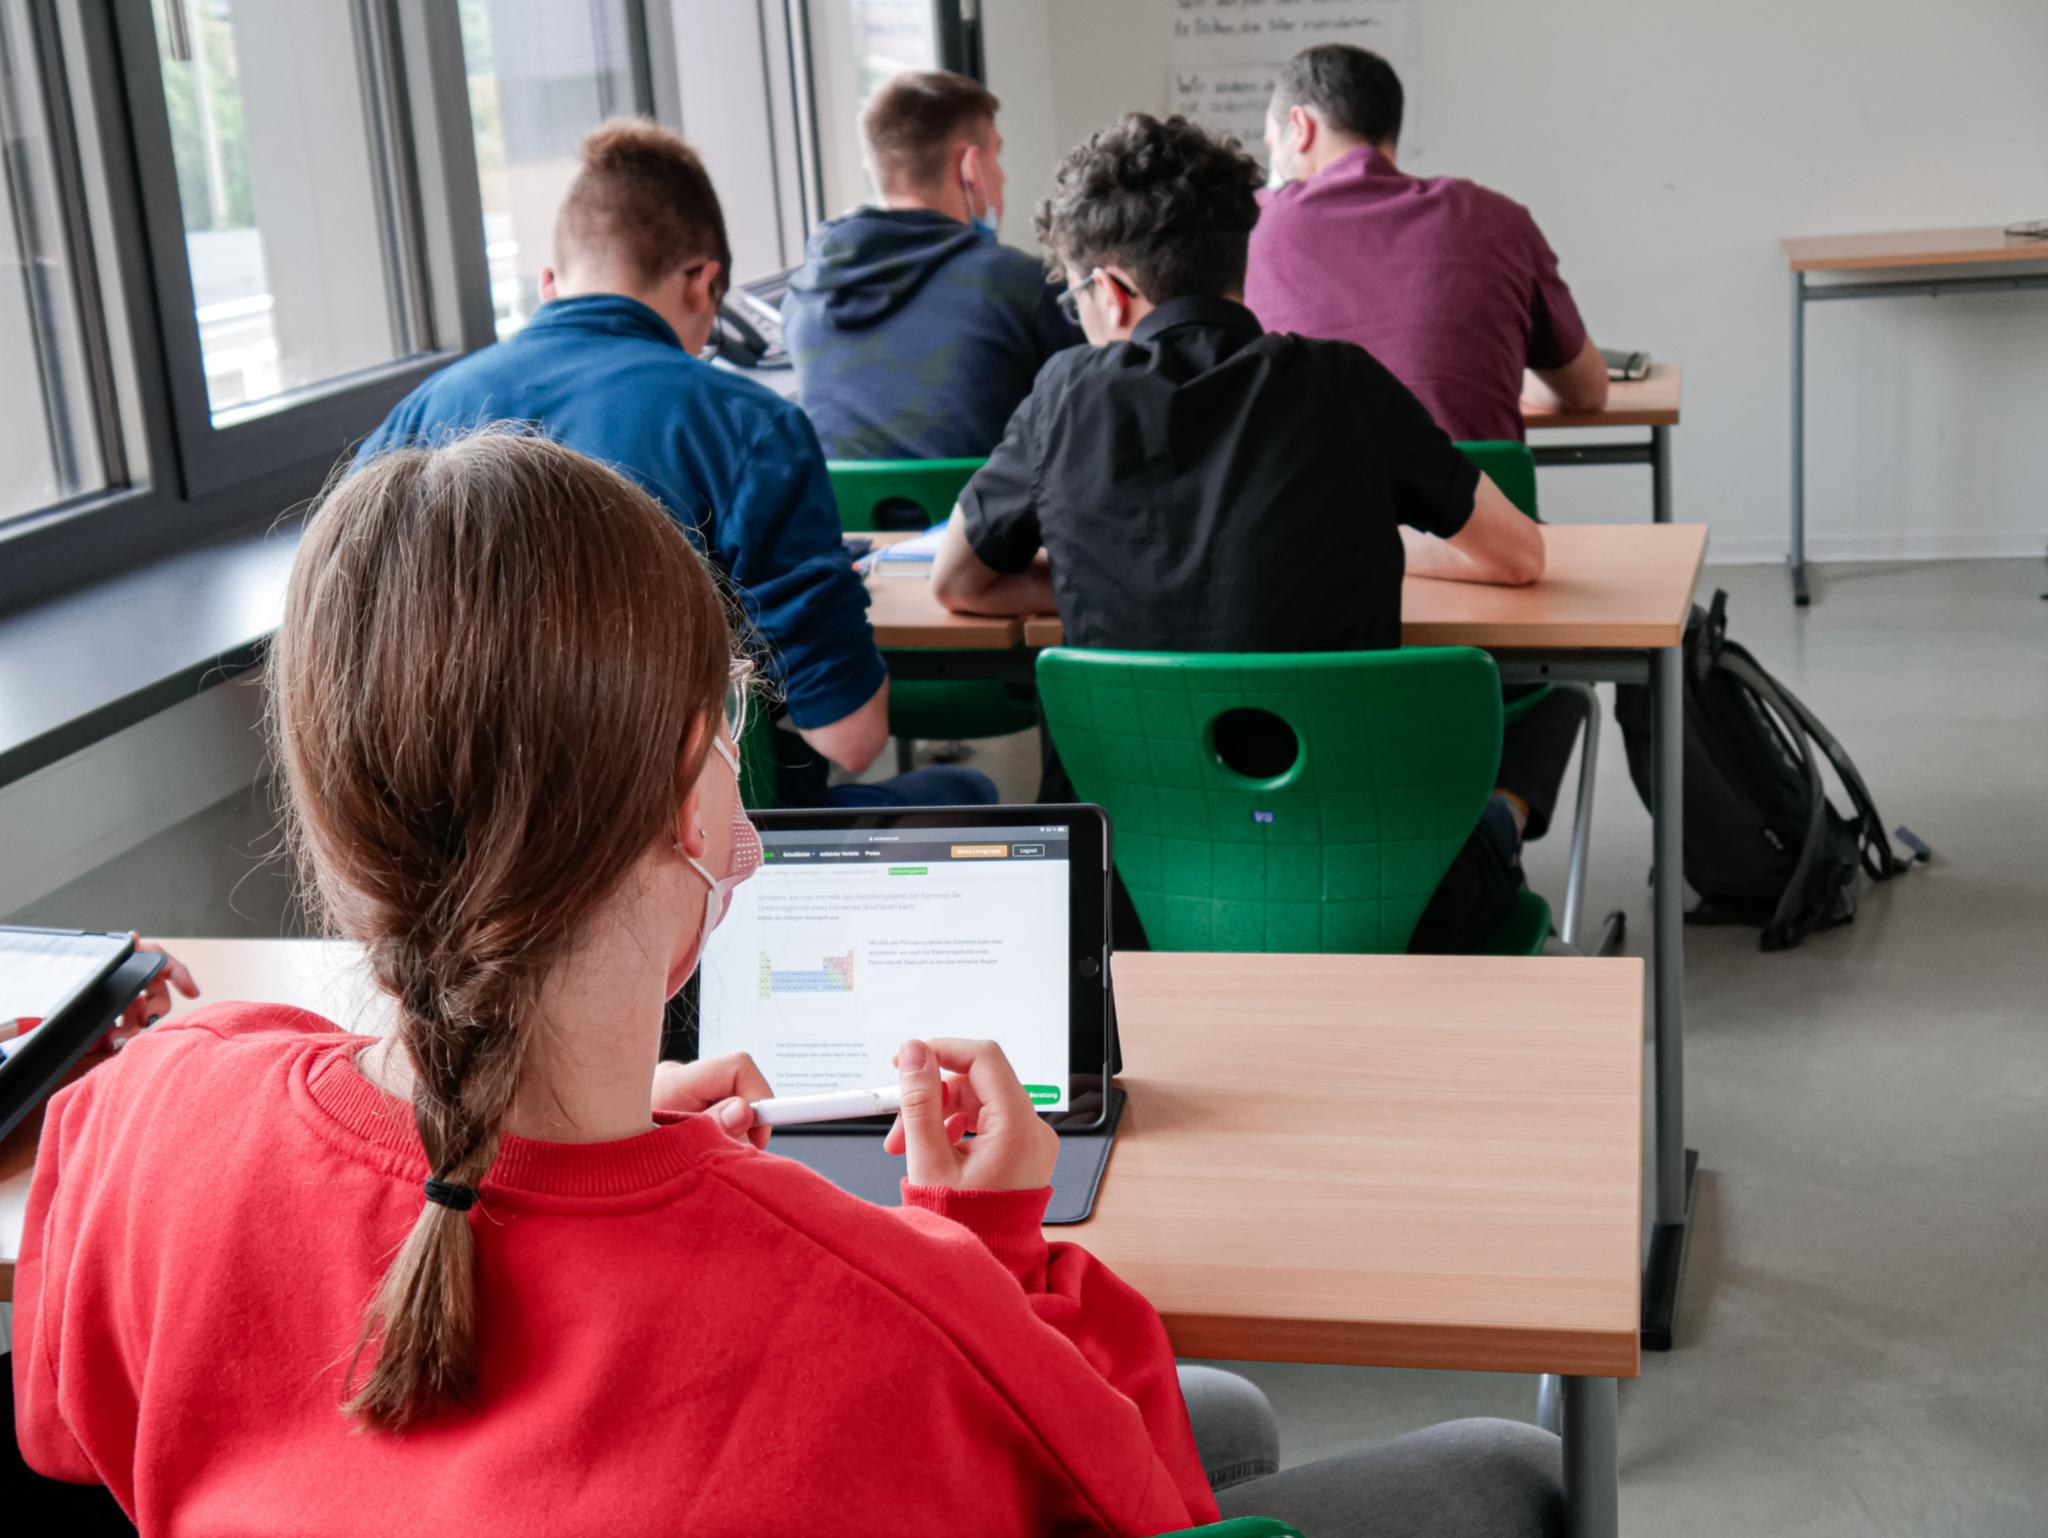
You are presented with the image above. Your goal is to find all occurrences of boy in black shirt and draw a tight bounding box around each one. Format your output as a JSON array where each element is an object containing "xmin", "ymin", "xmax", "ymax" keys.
[{"xmin": 932, "ymin": 113, "xmax": 1583, "ymax": 951}]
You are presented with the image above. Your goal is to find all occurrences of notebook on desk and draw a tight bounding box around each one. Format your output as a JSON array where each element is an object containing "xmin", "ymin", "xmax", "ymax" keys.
[
  {"xmin": 1602, "ymin": 347, "xmax": 1653, "ymax": 382},
  {"xmin": 856, "ymin": 523, "xmax": 949, "ymax": 576}
]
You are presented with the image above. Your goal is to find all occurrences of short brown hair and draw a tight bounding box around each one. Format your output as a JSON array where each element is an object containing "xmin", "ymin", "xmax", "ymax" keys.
[
  {"xmin": 1274, "ymin": 44, "xmax": 1404, "ymax": 147},
  {"xmin": 554, "ymin": 119, "xmax": 731, "ymax": 291},
  {"xmin": 1035, "ymin": 114, "xmax": 1262, "ymax": 303},
  {"xmin": 275, "ymin": 431, "xmax": 737, "ymax": 1429},
  {"xmin": 861, "ymin": 70, "xmax": 999, "ymax": 193}
]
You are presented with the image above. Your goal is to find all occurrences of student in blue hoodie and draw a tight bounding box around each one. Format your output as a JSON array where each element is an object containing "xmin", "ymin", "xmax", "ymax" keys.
[
  {"xmin": 783, "ymin": 71, "xmax": 1083, "ymax": 462},
  {"xmin": 357, "ymin": 121, "xmax": 993, "ymax": 811}
]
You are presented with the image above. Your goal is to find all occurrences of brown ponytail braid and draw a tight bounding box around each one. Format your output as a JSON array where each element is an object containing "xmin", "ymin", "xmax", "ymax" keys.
[{"xmin": 269, "ymin": 431, "xmax": 734, "ymax": 1429}]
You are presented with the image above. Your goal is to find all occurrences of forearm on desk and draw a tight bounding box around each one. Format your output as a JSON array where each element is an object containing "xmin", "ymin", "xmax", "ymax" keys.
[
  {"xmin": 1402, "ymin": 526, "xmax": 1536, "ymax": 586},
  {"xmin": 934, "ymin": 551, "xmax": 1057, "ymax": 617}
]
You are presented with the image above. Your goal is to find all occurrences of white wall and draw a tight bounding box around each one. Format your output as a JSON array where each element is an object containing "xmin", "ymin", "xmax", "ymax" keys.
[
  {"xmin": 984, "ymin": 0, "xmax": 2048, "ymax": 565},
  {"xmin": 0, "ymin": 681, "xmax": 299, "ymax": 938}
]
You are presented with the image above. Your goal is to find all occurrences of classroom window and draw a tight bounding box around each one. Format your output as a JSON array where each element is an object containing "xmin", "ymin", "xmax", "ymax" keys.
[
  {"xmin": 841, "ymin": 0, "xmax": 939, "ymax": 101},
  {"xmin": 809, "ymin": 0, "xmax": 943, "ymax": 220},
  {"xmin": 152, "ymin": 0, "xmax": 421, "ymax": 426},
  {"xmin": 0, "ymin": 0, "xmax": 110, "ymax": 524},
  {"xmin": 457, "ymin": 0, "xmax": 639, "ymax": 338}
]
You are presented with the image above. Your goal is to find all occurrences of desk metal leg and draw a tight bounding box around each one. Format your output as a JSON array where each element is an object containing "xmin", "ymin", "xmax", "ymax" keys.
[
  {"xmin": 1788, "ymin": 270, "xmax": 1811, "ymax": 605},
  {"xmin": 1536, "ymin": 1373, "xmax": 1563, "ymax": 1435},
  {"xmin": 1641, "ymin": 643, "xmax": 1696, "ymax": 1350},
  {"xmin": 1650, "ymin": 425, "xmax": 1671, "ymax": 524},
  {"xmin": 1562, "ymin": 1376, "xmax": 1619, "ymax": 1538}
]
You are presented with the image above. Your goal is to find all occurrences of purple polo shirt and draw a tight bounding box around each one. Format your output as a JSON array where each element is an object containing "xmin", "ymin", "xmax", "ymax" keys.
[{"xmin": 1246, "ymin": 146, "xmax": 1588, "ymax": 442}]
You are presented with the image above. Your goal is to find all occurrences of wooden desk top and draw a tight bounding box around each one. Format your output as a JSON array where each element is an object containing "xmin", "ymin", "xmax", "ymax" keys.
[
  {"xmin": 1, "ymin": 942, "xmax": 1643, "ymax": 1381},
  {"xmin": 1006, "ymin": 524, "xmax": 1706, "ymax": 655},
  {"xmin": 864, "ymin": 564, "xmax": 1022, "ymax": 651},
  {"xmin": 1520, "ymin": 362, "xmax": 1681, "ymax": 429},
  {"xmin": 1094, "ymin": 951, "xmax": 1642, "ymax": 1376},
  {"xmin": 1784, "ymin": 225, "xmax": 2048, "ymax": 272}
]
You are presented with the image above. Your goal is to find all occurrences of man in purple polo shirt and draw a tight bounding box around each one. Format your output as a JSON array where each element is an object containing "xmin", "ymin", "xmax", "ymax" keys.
[{"xmin": 1246, "ymin": 44, "xmax": 1608, "ymax": 442}]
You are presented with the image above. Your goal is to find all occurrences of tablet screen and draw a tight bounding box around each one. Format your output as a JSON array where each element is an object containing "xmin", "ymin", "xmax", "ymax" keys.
[
  {"xmin": 697, "ymin": 819, "xmax": 1076, "ymax": 1111},
  {"xmin": 0, "ymin": 928, "xmax": 132, "ymax": 1028}
]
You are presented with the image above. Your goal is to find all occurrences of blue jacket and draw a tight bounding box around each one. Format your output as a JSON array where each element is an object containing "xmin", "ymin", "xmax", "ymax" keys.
[
  {"xmin": 782, "ymin": 208, "xmax": 1082, "ymax": 461},
  {"xmin": 355, "ymin": 295, "xmax": 883, "ymax": 731}
]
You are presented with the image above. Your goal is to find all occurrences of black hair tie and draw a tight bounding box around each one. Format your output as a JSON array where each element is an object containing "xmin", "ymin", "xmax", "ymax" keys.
[{"xmin": 423, "ymin": 1178, "xmax": 479, "ymax": 1212}]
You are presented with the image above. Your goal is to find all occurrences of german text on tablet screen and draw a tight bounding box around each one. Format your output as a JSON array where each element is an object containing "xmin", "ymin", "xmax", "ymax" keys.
[{"xmin": 697, "ymin": 823, "xmax": 1071, "ymax": 1109}]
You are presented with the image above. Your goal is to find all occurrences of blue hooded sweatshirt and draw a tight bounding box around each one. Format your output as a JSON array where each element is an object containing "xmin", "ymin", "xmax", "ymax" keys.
[
  {"xmin": 782, "ymin": 207, "xmax": 1083, "ymax": 462},
  {"xmin": 355, "ymin": 294, "xmax": 883, "ymax": 736}
]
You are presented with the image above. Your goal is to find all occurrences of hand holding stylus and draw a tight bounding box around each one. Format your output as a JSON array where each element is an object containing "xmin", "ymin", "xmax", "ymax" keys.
[
  {"xmin": 885, "ymin": 1037, "xmax": 1058, "ymax": 1191},
  {"xmin": 653, "ymin": 1051, "xmax": 775, "ymax": 1150}
]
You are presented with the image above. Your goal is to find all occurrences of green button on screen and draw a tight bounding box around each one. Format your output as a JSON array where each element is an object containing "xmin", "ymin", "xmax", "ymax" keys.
[
  {"xmin": 888, "ymin": 865, "xmax": 927, "ymax": 875},
  {"xmin": 1025, "ymin": 1084, "xmax": 1060, "ymax": 1106}
]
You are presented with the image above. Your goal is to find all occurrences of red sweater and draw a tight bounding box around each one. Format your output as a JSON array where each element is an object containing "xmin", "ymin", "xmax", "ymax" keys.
[{"xmin": 14, "ymin": 1004, "xmax": 1216, "ymax": 1536}]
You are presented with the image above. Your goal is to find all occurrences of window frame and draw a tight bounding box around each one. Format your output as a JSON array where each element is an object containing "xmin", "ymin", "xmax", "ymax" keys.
[
  {"xmin": 112, "ymin": 0, "xmax": 491, "ymax": 500},
  {"xmin": 934, "ymin": 0, "xmax": 983, "ymax": 81},
  {"xmin": 0, "ymin": 1, "xmax": 855, "ymax": 619},
  {"xmin": 0, "ymin": 0, "xmax": 124, "ymax": 506},
  {"xmin": 0, "ymin": 0, "xmax": 520, "ymax": 616}
]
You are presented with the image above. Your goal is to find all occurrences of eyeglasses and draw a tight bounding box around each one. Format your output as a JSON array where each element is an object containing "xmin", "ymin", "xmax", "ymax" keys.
[
  {"xmin": 724, "ymin": 656, "xmax": 756, "ymax": 746},
  {"xmin": 1056, "ymin": 268, "xmax": 1139, "ymax": 327}
]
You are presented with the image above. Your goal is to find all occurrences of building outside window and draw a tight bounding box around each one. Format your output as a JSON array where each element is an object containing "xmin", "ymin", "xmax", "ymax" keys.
[
  {"xmin": 457, "ymin": 0, "xmax": 636, "ymax": 338},
  {"xmin": 154, "ymin": 0, "xmax": 422, "ymax": 426},
  {"xmin": 0, "ymin": 0, "xmax": 107, "ymax": 522}
]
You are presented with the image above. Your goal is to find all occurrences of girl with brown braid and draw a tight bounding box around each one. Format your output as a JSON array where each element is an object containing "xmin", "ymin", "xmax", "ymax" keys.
[{"xmin": 12, "ymin": 430, "xmax": 1224, "ymax": 1535}]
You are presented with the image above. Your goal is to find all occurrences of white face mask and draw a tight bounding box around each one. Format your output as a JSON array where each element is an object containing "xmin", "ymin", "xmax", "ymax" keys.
[
  {"xmin": 684, "ymin": 737, "xmax": 761, "ymax": 971},
  {"xmin": 1265, "ymin": 159, "xmax": 1289, "ymax": 191}
]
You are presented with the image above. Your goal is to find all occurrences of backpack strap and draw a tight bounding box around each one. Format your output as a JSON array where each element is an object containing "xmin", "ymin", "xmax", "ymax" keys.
[
  {"xmin": 1712, "ymin": 647, "xmax": 1832, "ymax": 945},
  {"xmin": 1733, "ymin": 646, "xmax": 1917, "ymax": 881},
  {"xmin": 1685, "ymin": 592, "xmax": 1726, "ymax": 687}
]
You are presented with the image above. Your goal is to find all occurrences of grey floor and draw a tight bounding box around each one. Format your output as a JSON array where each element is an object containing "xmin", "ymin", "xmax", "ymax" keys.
[{"xmin": 935, "ymin": 557, "xmax": 2048, "ymax": 1537}]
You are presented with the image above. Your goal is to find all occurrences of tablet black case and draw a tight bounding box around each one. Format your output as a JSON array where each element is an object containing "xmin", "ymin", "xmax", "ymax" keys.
[
  {"xmin": 772, "ymin": 1086, "xmax": 1124, "ymax": 1225},
  {"xmin": 0, "ymin": 950, "xmax": 167, "ymax": 1142}
]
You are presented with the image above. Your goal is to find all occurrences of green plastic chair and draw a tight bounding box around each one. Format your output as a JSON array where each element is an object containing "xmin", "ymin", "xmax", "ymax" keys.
[
  {"xmin": 1457, "ymin": 438, "xmax": 1540, "ymax": 521},
  {"xmin": 1037, "ymin": 646, "xmax": 1550, "ymax": 956},
  {"xmin": 1454, "ymin": 441, "xmax": 1610, "ymax": 952},
  {"xmin": 1165, "ymin": 1523, "xmax": 1303, "ymax": 1538},
  {"xmin": 828, "ymin": 457, "xmax": 986, "ymax": 535},
  {"xmin": 827, "ymin": 459, "xmax": 1041, "ymax": 748}
]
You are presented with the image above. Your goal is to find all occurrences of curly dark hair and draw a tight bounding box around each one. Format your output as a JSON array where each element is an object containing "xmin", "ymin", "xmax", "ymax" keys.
[{"xmin": 1033, "ymin": 113, "xmax": 1263, "ymax": 304}]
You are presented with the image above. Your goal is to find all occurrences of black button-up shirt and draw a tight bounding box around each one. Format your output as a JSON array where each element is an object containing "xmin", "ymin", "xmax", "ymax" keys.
[{"xmin": 959, "ymin": 296, "xmax": 1479, "ymax": 654}]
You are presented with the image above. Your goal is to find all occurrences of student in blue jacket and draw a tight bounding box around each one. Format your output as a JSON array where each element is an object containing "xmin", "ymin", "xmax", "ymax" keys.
[
  {"xmin": 356, "ymin": 121, "xmax": 992, "ymax": 810},
  {"xmin": 783, "ymin": 71, "xmax": 1082, "ymax": 462}
]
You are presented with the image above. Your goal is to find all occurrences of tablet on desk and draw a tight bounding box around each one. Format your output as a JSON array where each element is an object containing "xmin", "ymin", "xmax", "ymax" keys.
[
  {"xmin": 691, "ymin": 806, "xmax": 1122, "ymax": 1222},
  {"xmin": 1, "ymin": 928, "xmax": 166, "ymax": 1140},
  {"xmin": 1, "ymin": 926, "xmax": 131, "ymax": 1030}
]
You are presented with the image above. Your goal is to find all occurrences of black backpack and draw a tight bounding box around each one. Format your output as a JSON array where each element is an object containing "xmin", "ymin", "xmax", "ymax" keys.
[{"xmin": 1615, "ymin": 590, "xmax": 1923, "ymax": 951}]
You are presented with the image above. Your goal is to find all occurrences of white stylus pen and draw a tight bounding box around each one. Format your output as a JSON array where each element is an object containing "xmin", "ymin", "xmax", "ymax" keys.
[{"xmin": 748, "ymin": 1084, "xmax": 905, "ymax": 1127}]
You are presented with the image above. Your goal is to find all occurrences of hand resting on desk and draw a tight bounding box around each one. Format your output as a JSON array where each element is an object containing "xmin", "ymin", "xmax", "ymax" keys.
[{"xmin": 1401, "ymin": 472, "xmax": 1546, "ymax": 587}]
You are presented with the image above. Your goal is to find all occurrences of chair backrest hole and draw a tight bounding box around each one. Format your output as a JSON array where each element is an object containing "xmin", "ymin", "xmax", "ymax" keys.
[
  {"xmin": 871, "ymin": 496, "xmax": 931, "ymax": 531},
  {"xmin": 1209, "ymin": 707, "xmax": 1299, "ymax": 781}
]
